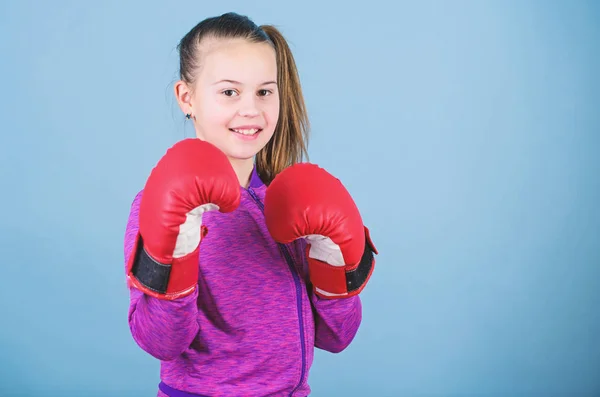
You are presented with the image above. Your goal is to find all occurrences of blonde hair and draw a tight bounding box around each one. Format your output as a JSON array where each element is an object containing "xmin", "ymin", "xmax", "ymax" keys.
[{"xmin": 177, "ymin": 13, "xmax": 309, "ymax": 185}]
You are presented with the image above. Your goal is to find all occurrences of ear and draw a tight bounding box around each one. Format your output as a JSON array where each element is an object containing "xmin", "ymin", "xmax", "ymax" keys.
[{"xmin": 174, "ymin": 80, "xmax": 194, "ymax": 116}]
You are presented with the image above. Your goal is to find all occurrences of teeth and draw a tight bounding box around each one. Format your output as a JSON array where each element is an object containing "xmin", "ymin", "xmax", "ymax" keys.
[{"xmin": 232, "ymin": 128, "xmax": 259, "ymax": 135}]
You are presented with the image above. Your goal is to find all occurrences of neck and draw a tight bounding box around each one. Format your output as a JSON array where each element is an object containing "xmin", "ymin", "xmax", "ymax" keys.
[{"xmin": 228, "ymin": 157, "xmax": 255, "ymax": 188}]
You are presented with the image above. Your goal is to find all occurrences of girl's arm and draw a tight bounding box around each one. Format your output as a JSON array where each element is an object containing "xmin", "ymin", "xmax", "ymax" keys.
[
  {"xmin": 292, "ymin": 240, "xmax": 363, "ymax": 353},
  {"xmin": 124, "ymin": 191, "xmax": 200, "ymax": 361},
  {"xmin": 264, "ymin": 163, "xmax": 378, "ymax": 353},
  {"xmin": 123, "ymin": 139, "xmax": 240, "ymax": 361},
  {"xmin": 310, "ymin": 291, "xmax": 363, "ymax": 353}
]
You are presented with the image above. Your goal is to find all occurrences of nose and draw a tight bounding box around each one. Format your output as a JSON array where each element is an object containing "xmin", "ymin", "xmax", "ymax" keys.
[{"xmin": 238, "ymin": 93, "xmax": 260, "ymax": 118}]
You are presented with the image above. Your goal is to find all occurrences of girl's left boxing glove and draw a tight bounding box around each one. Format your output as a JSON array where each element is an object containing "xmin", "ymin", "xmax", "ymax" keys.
[
  {"xmin": 126, "ymin": 139, "xmax": 240, "ymax": 300},
  {"xmin": 264, "ymin": 163, "xmax": 378, "ymax": 299}
]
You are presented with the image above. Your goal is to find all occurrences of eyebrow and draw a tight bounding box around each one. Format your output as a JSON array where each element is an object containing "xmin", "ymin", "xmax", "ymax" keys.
[{"xmin": 213, "ymin": 79, "xmax": 277, "ymax": 86}]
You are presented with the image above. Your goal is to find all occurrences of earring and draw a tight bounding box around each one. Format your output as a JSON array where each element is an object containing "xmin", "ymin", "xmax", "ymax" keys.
[{"xmin": 185, "ymin": 113, "xmax": 192, "ymax": 119}]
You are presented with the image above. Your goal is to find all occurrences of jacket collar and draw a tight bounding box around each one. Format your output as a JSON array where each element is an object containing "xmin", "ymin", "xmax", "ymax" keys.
[{"xmin": 249, "ymin": 164, "xmax": 265, "ymax": 188}]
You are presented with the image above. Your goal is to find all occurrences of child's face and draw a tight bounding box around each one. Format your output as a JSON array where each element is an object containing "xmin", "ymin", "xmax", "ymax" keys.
[{"xmin": 187, "ymin": 38, "xmax": 280, "ymax": 162}]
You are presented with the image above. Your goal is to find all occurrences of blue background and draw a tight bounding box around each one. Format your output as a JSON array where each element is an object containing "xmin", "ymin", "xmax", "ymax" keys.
[{"xmin": 1, "ymin": 0, "xmax": 599, "ymax": 396}]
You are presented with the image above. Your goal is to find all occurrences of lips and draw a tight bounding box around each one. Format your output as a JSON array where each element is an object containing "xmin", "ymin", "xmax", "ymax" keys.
[{"xmin": 229, "ymin": 126, "xmax": 263, "ymax": 136}]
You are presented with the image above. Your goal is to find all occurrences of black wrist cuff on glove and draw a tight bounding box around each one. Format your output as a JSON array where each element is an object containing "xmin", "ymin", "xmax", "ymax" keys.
[
  {"xmin": 346, "ymin": 227, "xmax": 378, "ymax": 293},
  {"xmin": 131, "ymin": 238, "xmax": 171, "ymax": 294}
]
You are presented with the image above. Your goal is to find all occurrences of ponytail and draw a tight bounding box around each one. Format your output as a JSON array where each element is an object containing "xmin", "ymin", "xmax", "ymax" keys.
[{"xmin": 256, "ymin": 25, "xmax": 310, "ymax": 185}]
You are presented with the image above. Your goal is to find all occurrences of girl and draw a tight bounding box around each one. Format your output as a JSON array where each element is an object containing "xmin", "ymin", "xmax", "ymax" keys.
[{"xmin": 123, "ymin": 12, "xmax": 377, "ymax": 397}]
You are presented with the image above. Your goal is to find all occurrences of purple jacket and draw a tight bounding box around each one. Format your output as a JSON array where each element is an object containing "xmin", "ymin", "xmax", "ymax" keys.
[{"xmin": 123, "ymin": 167, "xmax": 362, "ymax": 397}]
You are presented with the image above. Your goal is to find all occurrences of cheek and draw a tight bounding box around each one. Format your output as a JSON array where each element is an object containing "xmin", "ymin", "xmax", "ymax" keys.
[
  {"xmin": 197, "ymin": 95, "xmax": 233, "ymax": 127},
  {"xmin": 264, "ymin": 99, "xmax": 281, "ymax": 126}
]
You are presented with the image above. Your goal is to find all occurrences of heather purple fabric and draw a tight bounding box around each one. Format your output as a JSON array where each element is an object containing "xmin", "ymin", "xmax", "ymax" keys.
[{"xmin": 124, "ymin": 167, "xmax": 362, "ymax": 397}]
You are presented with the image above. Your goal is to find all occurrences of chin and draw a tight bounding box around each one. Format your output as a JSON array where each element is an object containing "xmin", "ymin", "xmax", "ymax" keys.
[
  {"xmin": 224, "ymin": 148, "xmax": 261, "ymax": 161},
  {"xmin": 227, "ymin": 142, "xmax": 270, "ymax": 161}
]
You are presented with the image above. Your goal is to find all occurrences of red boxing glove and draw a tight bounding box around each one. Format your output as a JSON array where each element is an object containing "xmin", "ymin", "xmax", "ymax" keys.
[
  {"xmin": 264, "ymin": 163, "xmax": 378, "ymax": 299},
  {"xmin": 126, "ymin": 139, "xmax": 240, "ymax": 300}
]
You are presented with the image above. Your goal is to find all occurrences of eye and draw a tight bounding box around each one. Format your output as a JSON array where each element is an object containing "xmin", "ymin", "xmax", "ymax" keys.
[
  {"xmin": 257, "ymin": 89, "xmax": 272, "ymax": 97},
  {"xmin": 222, "ymin": 89, "xmax": 238, "ymax": 97}
]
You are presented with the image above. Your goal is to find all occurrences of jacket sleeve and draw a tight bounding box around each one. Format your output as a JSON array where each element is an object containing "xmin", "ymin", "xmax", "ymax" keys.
[
  {"xmin": 292, "ymin": 240, "xmax": 363, "ymax": 353},
  {"xmin": 124, "ymin": 190, "xmax": 200, "ymax": 361},
  {"xmin": 310, "ymin": 290, "xmax": 362, "ymax": 353}
]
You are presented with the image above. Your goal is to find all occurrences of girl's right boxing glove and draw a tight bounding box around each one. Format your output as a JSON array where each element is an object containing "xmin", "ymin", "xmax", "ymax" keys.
[{"xmin": 126, "ymin": 138, "xmax": 240, "ymax": 300}]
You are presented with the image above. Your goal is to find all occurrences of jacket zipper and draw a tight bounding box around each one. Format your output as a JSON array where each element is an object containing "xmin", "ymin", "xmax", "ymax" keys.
[{"xmin": 247, "ymin": 187, "xmax": 307, "ymax": 397}]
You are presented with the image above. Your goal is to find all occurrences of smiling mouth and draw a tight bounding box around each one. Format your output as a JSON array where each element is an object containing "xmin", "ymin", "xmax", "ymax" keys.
[{"xmin": 229, "ymin": 128, "xmax": 262, "ymax": 136}]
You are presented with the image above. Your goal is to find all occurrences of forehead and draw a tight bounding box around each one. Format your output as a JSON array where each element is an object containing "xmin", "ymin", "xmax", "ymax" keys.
[{"xmin": 198, "ymin": 38, "xmax": 277, "ymax": 83}]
